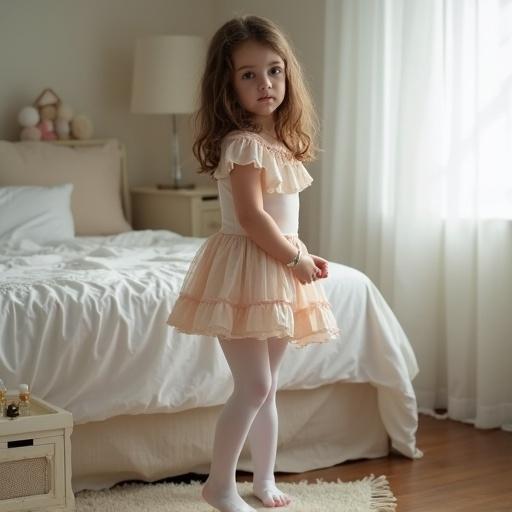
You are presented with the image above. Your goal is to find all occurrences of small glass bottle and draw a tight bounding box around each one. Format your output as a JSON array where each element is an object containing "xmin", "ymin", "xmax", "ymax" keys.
[
  {"xmin": 0, "ymin": 379, "xmax": 7, "ymax": 417},
  {"xmin": 18, "ymin": 384, "xmax": 31, "ymax": 417}
]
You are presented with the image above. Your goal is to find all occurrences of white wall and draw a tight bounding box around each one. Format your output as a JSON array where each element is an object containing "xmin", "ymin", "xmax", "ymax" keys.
[
  {"xmin": 0, "ymin": 0, "xmax": 215, "ymax": 189},
  {"xmin": 0, "ymin": 0, "xmax": 327, "ymax": 250}
]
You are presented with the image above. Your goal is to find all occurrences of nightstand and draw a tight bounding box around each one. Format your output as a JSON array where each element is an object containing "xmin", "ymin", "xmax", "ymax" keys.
[
  {"xmin": 131, "ymin": 186, "xmax": 222, "ymax": 237},
  {"xmin": 0, "ymin": 393, "xmax": 75, "ymax": 511}
]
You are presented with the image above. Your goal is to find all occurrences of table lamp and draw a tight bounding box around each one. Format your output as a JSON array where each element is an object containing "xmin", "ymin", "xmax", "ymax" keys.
[{"xmin": 130, "ymin": 35, "xmax": 206, "ymax": 189}]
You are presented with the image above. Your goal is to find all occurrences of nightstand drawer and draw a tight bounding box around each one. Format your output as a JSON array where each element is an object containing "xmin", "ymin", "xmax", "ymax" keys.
[
  {"xmin": 0, "ymin": 436, "xmax": 65, "ymax": 509},
  {"xmin": 200, "ymin": 209, "xmax": 222, "ymax": 237}
]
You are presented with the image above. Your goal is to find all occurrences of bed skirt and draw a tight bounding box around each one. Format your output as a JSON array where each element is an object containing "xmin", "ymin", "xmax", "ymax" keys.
[{"xmin": 71, "ymin": 381, "xmax": 390, "ymax": 492}]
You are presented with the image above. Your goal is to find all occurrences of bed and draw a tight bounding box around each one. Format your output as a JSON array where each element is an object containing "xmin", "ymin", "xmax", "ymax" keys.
[{"xmin": 0, "ymin": 138, "xmax": 423, "ymax": 493}]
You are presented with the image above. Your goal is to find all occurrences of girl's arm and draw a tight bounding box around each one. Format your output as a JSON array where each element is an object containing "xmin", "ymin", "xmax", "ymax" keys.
[{"xmin": 230, "ymin": 162, "xmax": 298, "ymax": 264}]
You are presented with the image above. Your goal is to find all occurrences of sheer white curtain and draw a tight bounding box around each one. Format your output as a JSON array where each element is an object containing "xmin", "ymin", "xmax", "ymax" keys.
[{"xmin": 321, "ymin": 0, "xmax": 512, "ymax": 430}]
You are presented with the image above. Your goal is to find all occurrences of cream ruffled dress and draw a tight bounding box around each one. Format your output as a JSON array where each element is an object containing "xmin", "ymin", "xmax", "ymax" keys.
[{"xmin": 167, "ymin": 130, "xmax": 341, "ymax": 348}]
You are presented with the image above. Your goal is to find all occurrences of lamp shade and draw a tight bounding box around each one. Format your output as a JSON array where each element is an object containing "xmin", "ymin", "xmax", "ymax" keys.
[{"xmin": 130, "ymin": 35, "xmax": 206, "ymax": 114}]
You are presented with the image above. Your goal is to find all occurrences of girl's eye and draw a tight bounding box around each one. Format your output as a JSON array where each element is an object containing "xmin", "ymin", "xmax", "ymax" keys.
[{"xmin": 241, "ymin": 67, "xmax": 283, "ymax": 80}]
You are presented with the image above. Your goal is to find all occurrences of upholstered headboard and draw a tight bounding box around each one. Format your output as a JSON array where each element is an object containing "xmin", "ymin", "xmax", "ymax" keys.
[
  {"xmin": 51, "ymin": 138, "xmax": 132, "ymax": 223},
  {"xmin": 0, "ymin": 138, "xmax": 132, "ymax": 235}
]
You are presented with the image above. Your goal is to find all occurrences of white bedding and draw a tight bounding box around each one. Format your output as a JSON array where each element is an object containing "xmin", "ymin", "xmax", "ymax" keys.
[{"xmin": 0, "ymin": 230, "xmax": 422, "ymax": 459}]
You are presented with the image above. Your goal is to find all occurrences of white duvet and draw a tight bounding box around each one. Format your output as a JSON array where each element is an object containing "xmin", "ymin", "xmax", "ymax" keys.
[{"xmin": 0, "ymin": 230, "xmax": 422, "ymax": 459}]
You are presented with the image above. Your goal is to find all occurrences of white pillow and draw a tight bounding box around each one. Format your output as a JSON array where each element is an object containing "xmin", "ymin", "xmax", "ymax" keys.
[{"xmin": 0, "ymin": 184, "xmax": 75, "ymax": 244}]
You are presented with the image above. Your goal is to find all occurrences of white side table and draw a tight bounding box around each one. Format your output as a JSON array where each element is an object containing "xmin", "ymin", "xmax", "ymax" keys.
[
  {"xmin": 131, "ymin": 186, "xmax": 221, "ymax": 237},
  {"xmin": 0, "ymin": 393, "xmax": 75, "ymax": 512}
]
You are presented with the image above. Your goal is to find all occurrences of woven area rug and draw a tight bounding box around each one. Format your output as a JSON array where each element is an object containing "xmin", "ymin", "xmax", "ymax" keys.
[{"xmin": 75, "ymin": 474, "xmax": 397, "ymax": 511}]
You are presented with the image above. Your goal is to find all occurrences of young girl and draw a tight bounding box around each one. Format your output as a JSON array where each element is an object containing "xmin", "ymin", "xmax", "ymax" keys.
[{"xmin": 167, "ymin": 15, "xmax": 341, "ymax": 512}]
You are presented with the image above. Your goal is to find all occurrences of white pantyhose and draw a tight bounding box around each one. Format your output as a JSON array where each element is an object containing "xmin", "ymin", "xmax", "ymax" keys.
[{"xmin": 201, "ymin": 336, "xmax": 292, "ymax": 511}]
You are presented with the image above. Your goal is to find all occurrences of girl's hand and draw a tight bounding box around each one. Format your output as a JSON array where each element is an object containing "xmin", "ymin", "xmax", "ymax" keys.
[
  {"xmin": 309, "ymin": 254, "xmax": 329, "ymax": 279},
  {"xmin": 291, "ymin": 253, "xmax": 323, "ymax": 284}
]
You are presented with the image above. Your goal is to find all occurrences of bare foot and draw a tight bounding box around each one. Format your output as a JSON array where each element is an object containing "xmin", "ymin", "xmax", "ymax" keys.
[
  {"xmin": 202, "ymin": 478, "xmax": 257, "ymax": 512},
  {"xmin": 253, "ymin": 478, "xmax": 292, "ymax": 507}
]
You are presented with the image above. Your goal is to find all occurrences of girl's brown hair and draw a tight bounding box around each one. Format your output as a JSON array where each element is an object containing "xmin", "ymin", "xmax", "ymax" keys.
[{"xmin": 192, "ymin": 15, "xmax": 320, "ymax": 176}]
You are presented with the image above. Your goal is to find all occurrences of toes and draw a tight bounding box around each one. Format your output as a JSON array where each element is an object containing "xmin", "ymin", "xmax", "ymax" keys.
[
  {"xmin": 255, "ymin": 487, "xmax": 291, "ymax": 508},
  {"xmin": 271, "ymin": 495, "xmax": 280, "ymax": 507},
  {"xmin": 273, "ymin": 494, "xmax": 285, "ymax": 507},
  {"xmin": 264, "ymin": 495, "xmax": 277, "ymax": 507},
  {"xmin": 279, "ymin": 494, "xmax": 291, "ymax": 506}
]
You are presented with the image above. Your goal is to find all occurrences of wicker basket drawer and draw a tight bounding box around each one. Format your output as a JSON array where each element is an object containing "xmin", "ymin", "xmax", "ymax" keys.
[{"xmin": 0, "ymin": 435, "xmax": 65, "ymax": 511}]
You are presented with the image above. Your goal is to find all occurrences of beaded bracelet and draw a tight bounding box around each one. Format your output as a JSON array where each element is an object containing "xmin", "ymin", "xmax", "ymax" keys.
[{"xmin": 286, "ymin": 248, "xmax": 302, "ymax": 268}]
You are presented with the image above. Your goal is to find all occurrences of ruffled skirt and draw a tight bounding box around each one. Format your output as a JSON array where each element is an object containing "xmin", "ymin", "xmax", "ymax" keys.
[{"xmin": 167, "ymin": 232, "xmax": 341, "ymax": 348}]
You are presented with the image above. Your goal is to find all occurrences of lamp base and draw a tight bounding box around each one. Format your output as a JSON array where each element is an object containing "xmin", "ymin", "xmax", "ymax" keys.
[{"xmin": 156, "ymin": 183, "xmax": 196, "ymax": 190}]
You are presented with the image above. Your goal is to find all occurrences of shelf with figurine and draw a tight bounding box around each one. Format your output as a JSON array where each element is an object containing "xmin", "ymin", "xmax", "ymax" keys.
[
  {"xmin": 17, "ymin": 87, "xmax": 95, "ymax": 142},
  {"xmin": 0, "ymin": 379, "xmax": 33, "ymax": 418}
]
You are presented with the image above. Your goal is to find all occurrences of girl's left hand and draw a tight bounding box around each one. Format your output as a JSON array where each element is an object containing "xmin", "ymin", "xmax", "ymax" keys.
[{"xmin": 309, "ymin": 254, "xmax": 329, "ymax": 279}]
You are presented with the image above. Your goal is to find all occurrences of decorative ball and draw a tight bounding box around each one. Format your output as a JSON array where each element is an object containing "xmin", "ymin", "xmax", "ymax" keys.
[
  {"xmin": 17, "ymin": 106, "xmax": 40, "ymax": 128},
  {"xmin": 55, "ymin": 118, "xmax": 71, "ymax": 139},
  {"xmin": 20, "ymin": 126, "xmax": 42, "ymax": 141},
  {"xmin": 57, "ymin": 104, "xmax": 74, "ymax": 121},
  {"xmin": 40, "ymin": 105, "xmax": 58, "ymax": 121},
  {"xmin": 71, "ymin": 115, "xmax": 93, "ymax": 140}
]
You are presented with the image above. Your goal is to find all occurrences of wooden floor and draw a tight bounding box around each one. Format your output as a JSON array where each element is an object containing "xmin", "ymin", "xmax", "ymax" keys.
[{"xmin": 168, "ymin": 413, "xmax": 512, "ymax": 512}]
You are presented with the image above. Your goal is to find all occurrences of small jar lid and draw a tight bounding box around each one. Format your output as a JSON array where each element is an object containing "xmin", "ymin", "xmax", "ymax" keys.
[{"xmin": 19, "ymin": 384, "xmax": 29, "ymax": 392}]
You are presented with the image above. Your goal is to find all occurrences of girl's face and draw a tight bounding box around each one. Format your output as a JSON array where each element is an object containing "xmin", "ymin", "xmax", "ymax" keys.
[{"xmin": 231, "ymin": 40, "xmax": 286, "ymax": 128}]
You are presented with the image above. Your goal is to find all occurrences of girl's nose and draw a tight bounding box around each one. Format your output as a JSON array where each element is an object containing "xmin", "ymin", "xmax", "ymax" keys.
[{"xmin": 259, "ymin": 75, "xmax": 272, "ymax": 89}]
